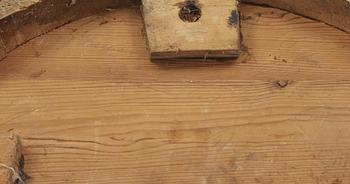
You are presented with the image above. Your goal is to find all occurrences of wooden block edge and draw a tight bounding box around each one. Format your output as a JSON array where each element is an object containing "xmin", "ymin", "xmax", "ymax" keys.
[{"xmin": 150, "ymin": 50, "xmax": 240, "ymax": 60}]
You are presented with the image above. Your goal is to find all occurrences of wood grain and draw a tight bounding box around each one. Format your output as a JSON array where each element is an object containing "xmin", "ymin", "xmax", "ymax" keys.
[
  {"xmin": 0, "ymin": 4, "xmax": 350, "ymax": 184},
  {"xmin": 0, "ymin": 0, "xmax": 138, "ymax": 60},
  {"xmin": 242, "ymin": 0, "xmax": 350, "ymax": 33}
]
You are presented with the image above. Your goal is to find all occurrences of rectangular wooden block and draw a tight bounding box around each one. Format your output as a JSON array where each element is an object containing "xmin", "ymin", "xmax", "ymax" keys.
[
  {"xmin": 0, "ymin": 134, "xmax": 24, "ymax": 184},
  {"xmin": 142, "ymin": 0, "xmax": 241, "ymax": 59}
]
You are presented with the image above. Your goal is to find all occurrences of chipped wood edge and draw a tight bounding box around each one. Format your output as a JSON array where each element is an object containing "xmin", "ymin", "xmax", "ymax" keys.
[
  {"xmin": 0, "ymin": 133, "xmax": 25, "ymax": 184},
  {"xmin": 0, "ymin": 0, "xmax": 349, "ymax": 61}
]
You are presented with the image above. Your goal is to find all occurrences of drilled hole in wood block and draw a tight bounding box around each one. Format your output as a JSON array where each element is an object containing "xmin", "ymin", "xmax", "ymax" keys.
[
  {"xmin": 178, "ymin": 1, "xmax": 202, "ymax": 22},
  {"xmin": 142, "ymin": 0, "xmax": 240, "ymax": 59}
]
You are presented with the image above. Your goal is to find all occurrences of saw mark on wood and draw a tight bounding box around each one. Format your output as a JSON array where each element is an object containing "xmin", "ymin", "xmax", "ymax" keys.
[{"xmin": 30, "ymin": 69, "xmax": 46, "ymax": 78}]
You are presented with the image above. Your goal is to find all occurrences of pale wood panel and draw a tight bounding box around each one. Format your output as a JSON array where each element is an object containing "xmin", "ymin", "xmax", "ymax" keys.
[
  {"xmin": 0, "ymin": 80, "xmax": 350, "ymax": 183},
  {"xmin": 0, "ymin": 4, "xmax": 349, "ymax": 184},
  {"xmin": 142, "ymin": 0, "xmax": 240, "ymax": 59}
]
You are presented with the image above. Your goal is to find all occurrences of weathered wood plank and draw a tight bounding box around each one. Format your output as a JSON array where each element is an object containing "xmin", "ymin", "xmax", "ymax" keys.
[
  {"xmin": 142, "ymin": 0, "xmax": 240, "ymax": 59},
  {"xmin": 0, "ymin": 4, "xmax": 349, "ymax": 184},
  {"xmin": 0, "ymin": 134, "xmax": 25, "ymax": 184}
]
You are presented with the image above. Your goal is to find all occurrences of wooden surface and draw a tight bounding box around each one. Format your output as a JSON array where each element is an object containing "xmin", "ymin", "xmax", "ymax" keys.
[
  {"xmin": 243, "ymin": 0, "xmax": 350, "ymax": 33},
  {"xmin": 0, "ymin": 4, "xmax": 350, "ymax": 184},
  {"xmin": 0, "ymin": 0, "xmax": 137, "ymax": 60},
  {"xmin": 142, "ymin": 0, "xmax": 240, "ymax": 59},
  {"xmin": 0, "ymin": 134, "xmax": 24, "ymax": 184},
  {"xmin": 1, "ymin": 0, "xmax": 350, "ymax": 61}
]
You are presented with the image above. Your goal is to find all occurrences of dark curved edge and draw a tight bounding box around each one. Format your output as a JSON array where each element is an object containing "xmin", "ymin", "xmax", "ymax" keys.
[
  {"xmin": 0, "ymin": 0, "xmax": 140, "ymax": 61},
  {"xmin": 241, "ymin": 0, "xmax": 350, "ymax": 34}
]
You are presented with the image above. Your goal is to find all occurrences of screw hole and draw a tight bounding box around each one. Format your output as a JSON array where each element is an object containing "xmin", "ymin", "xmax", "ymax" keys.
[{"xmin": 179, "ymin": 1, "xmax": 202, "ymax": 23}]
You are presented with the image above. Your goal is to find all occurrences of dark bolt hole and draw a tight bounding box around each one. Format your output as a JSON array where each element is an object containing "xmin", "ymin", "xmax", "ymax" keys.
[
  {"xmin": 179, "ymin": 2, "xmax": 202, "ymax": 22},
  {"xmin": 14, "ymin": 178, "xmax": 20, "ymax": 184}
]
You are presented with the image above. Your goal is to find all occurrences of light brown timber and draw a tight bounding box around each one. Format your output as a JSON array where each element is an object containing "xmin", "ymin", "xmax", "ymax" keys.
[{"xmin": 0, "ymin": 4, "xmax": 349, "ymax": 184}]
